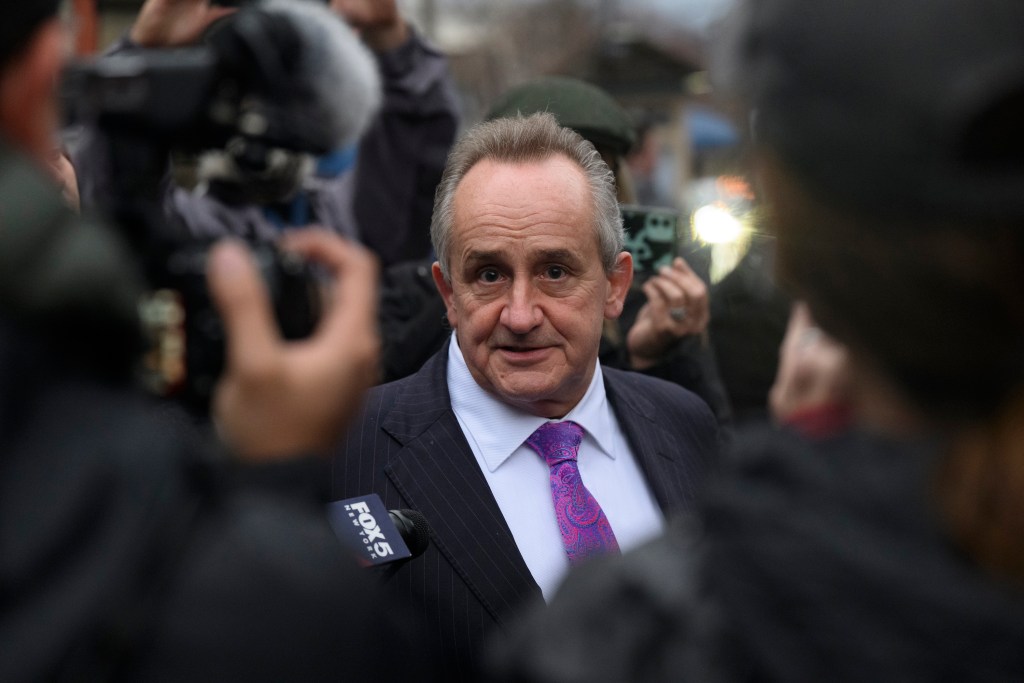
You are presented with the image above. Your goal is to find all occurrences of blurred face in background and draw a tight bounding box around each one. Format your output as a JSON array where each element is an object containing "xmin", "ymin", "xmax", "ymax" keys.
[
  {"xmin": 432, "ymin": 154, "xmax": 632, "ymax": 418},
  {"xmin": 0, "ymin": 18, "xmax": 65, "ymax": 164}
]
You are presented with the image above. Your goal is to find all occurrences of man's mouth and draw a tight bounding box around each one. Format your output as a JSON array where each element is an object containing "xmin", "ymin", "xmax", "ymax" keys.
[{"xmin": 496, "ymin": 344, "xmax": 552, "ymax": 362}]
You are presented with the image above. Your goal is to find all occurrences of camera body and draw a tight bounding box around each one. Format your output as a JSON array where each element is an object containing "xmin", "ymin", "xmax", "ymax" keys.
[
  {"xmin": 62, "ymin": 9, "xmax": 327, "ymax": 414},
  {"xmin": 139, "ymin": 243, "xmax": 321, "ymax": 410}
]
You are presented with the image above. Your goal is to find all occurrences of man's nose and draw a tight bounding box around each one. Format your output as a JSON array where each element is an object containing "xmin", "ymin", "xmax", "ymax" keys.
[{"xmin": 500, "ymin": 279, "xmax": 543, "ymax": 333}]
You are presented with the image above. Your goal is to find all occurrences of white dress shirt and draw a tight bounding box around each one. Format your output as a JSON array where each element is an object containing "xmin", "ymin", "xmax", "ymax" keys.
[{"xmin": 446, "ymin": 334, "xmax": 665, "ymax": 601}]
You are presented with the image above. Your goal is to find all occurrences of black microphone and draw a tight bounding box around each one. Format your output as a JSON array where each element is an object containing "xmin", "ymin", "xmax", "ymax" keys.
[
  {"xmin": 377, "ymin": 509, "xmax": 431, "ymax": 582},
  {"xmin": 328, "ymin": 494, "xmax": 431, "ymax": 577},
  {"xmin": 387, "ymin": 509, "xmax": 431, "ymax": 560}
]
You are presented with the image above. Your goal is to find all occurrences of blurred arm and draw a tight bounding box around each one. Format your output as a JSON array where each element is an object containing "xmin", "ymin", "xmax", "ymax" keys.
[{"xmin": 332, "ymin": 0, "xmax": 460, "ymax": 267}]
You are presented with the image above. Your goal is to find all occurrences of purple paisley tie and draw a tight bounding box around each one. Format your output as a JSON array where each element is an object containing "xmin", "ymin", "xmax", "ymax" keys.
[{"xmin": 525, "ymin": 421, "xmax": 619, "ymax": 565}]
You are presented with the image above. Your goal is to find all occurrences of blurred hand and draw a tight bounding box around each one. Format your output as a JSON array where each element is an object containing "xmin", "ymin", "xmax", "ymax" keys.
[
  {"xmin": 48, "ymin": 150, "xmax": 79, "ymax": 213},
  {"xmin": 769, "ymin": 302, "xmax": 851, "ymax": 422},
  {"xmin": 207, "ymin": 230, "xmax": 380, "ymax": 461},
  {"xmin": 331, "ymin": 0, "xmax": 408, "ymax": 51},
  {"xmin": 130, "ymin": 0, "xmax": 236, "ymax": 48},
  {"xmin": 626, "ymin": 256, "xmax": 710, "ymax": 370}
]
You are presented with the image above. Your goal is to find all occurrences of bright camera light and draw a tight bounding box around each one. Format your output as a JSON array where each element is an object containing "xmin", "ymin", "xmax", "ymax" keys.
[{"xmin": 692, "ymin": 204, "xmax": 745, "ymax": 244}]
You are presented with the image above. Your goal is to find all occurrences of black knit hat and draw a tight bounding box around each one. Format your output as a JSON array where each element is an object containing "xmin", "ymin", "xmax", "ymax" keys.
[
  {"xmin": 715, "ymin": 0, "xmax": 1024, "ymax": 221},
  {"xmin": 0, "ymin": 2, "xmax": 62, "ymax": 67}
]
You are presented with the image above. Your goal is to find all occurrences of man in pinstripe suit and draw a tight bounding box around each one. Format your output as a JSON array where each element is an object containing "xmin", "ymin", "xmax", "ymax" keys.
[{"xmin": 332, "ymin": 112, "xmax": 718, "ymax": 681}]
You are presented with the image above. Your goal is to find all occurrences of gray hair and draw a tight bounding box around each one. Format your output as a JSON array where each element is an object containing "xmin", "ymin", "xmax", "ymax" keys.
[{"xmin": 430, "ymin": 112, "xmax": 624, "ymax": 281}]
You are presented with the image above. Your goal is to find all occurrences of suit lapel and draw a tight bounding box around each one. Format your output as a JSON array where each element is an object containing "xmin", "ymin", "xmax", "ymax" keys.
[
  {"xmin": 603, "ymin": 368, "xmax": 700, "ymax": 514},
  {"xmin": 380, "ymin": 346, "xmax": 543, "ymax": 624}
]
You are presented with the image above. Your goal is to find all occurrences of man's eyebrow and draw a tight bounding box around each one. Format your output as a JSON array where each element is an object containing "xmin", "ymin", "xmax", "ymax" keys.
[
  {"xmin": 533, "ymin": 248, "xmax": 579, "ymax": 263},
  {"xmin": 463, "ymin": 248, "xmax": 581, "ymax": 265},
  {"xmin": 464, "ymin": 248, "xmax": 585, "ymax": 264},
  {"xmin": 463, "ymin": 249, "xmax": 506, "ymax": 265}
]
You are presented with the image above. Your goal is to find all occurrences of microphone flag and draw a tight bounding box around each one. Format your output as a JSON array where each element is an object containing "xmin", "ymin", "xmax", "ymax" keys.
[{"xmin": 328, "ymin": 494, "xmax": 413, "ymax": 567}]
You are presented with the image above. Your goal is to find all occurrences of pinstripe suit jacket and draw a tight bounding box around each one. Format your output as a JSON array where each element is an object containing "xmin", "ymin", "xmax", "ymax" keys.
[{"xmin": 331, "ymin": 340, "xmax": 718, "ymax": 681}]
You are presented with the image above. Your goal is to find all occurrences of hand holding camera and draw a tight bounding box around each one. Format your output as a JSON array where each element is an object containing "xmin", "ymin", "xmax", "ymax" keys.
[
  {"xmin": 208, "ymin": 229, "xmax": 380, "ymax": 460},
  {"xmin": 65, "ymin": 0, "xmax": 382, "ymax": 419}
]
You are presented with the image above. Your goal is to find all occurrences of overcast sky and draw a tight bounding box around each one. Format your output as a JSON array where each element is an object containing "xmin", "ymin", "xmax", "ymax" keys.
[
  {"xmin": 420, "ymin": 0, "xmax": 736, "ymax": 31},
  {"xmin": 636, "ymin": 0, "xmax": 735, "ymax": 31},
  {"xmin": 405, "ymin": 0, "xmax": 739, "ymax": 50}
]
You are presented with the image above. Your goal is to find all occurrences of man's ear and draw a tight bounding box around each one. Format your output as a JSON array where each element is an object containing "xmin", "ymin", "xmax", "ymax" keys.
[
  {"xmin": 0, "ymin": 19, "xmax": 65, "ymax": 163},
  {"xmin": 604, "ymin": 251, "xmax": 633, "ymax": 320},
  {"xmin": 431, "ymin": 261, "xmax": 458, "ymax": 329}
]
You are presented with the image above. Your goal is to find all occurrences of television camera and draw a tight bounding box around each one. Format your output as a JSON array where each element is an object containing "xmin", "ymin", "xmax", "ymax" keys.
[{"xmin": 61, "ymin": 5, "xmax": 339, "ymax": 413}]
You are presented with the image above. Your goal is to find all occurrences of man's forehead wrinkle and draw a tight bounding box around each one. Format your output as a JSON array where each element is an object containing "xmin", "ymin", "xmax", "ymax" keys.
[
  {"xmin": 454, "ymin": 217, "xmax": 585, "ymax": 245},
  {"xmin": 463, "ymin": 245, "xmax": 577, "ymax": 262},
  {"xmin": 464, "ymin": 198, "xmax": 579, "ymax": 221}
]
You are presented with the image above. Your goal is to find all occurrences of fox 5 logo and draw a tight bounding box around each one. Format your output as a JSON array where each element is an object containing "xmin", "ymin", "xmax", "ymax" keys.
[{"xmin": 345, "ymin": 500, "xmax": 395, "ymax": 559}]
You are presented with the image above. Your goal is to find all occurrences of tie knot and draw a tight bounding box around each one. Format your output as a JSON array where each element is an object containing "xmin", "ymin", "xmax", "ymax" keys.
[{"xmin": 525, "ymin": 421, "xmax": 584, "ymax": 467}]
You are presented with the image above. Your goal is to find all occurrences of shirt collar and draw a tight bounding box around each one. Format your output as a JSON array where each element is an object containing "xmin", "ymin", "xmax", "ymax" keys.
[{"xmin": 447, "ymin": 333, "xmax": 618, "ymax": 473}]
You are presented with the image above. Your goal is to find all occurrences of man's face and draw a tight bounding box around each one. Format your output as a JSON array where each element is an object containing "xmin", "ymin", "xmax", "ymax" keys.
[{"xmin": 432, "ymin": 155, "xmax": 632, "ymax": 418}]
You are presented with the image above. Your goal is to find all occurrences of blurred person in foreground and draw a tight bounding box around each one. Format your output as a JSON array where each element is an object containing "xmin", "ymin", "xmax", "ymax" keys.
[
  {"xmin": 332, "ymin": 112, "xmax": 719, "ymax": 681},
  {"xmin": 0, "ymin": 3, "xmax": 427, "ymax": 681},
  {"xmin": 486, "ymin": 0, "xmax": 1024, "ymax": 681}
]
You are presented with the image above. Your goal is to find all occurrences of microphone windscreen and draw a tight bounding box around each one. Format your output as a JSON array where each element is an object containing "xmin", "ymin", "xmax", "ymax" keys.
[
  {"xmin": 388, "ymin": 509, "xmax": 431, "ymax": 558},
  {"xmin": 227, "ymin": 0, "xmax": 382, "ymax": 152}
]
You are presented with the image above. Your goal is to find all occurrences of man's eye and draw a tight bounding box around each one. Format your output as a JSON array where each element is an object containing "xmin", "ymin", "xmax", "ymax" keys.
[
  {"xmin": 479, "ymin": 268, "xmax": 501, "ymax": 283},
  {"xmin": 545, "ymin": 266, "xmax": 566, "ymax": 279}
]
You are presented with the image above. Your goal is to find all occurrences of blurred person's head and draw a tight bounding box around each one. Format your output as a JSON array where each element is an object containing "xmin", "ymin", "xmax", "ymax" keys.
[
  {"xmin": 0, "ymin": 3, "xmax": 65, "ymax": 163},
  {"xmin": 429, "ymin": 112, "xmax": 632, "ymax": 418},
  {"xmin": 485, "ymin": 76, "xmax": 639, "ymax": 203},
  {"xmin": 717, "ymin": 0, "xmax": 1024, "ymax": 576}
]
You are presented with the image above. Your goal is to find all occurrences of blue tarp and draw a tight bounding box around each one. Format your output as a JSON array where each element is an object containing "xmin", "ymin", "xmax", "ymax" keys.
[{"xmin": 687, "ymin": 106, "xmax": 739, "ymax": 150}]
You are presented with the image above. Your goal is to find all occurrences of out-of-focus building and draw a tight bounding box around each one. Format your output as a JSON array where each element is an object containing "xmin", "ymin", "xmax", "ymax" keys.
[{"xmin": 423, "ymin": 2, "xmax": 712, "ymax": 207}]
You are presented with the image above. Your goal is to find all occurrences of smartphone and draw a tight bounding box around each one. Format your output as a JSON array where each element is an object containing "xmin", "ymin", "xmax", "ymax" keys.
[{"xmin": 620, "ymin": 204, "xmax": 682, "ymax": 281}]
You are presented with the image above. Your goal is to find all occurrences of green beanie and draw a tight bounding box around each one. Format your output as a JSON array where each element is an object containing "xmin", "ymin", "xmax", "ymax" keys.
[{"xmin": 486, "ymin": 76, "xmax": 637, "ymax": 157}]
